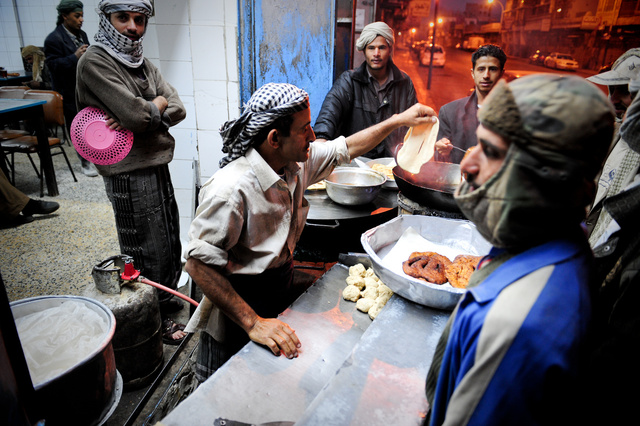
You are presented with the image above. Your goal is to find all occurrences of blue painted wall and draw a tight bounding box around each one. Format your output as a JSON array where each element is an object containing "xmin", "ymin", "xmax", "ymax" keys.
[{"xmin": 239, "ymin": 0, "xmax": 336, "ymax": 125}]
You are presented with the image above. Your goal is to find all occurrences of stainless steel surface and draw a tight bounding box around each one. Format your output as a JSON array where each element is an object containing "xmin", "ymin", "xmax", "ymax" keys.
[
  {"xmin": 325, "ymin": 167, "xmax": 386, "ymax": 206},
  {"xmin": 11, "ymin": 295, "xmax": 118, "ymax": 426},
  {"xmin": 296, "ymin": 295, "xmax": 450, "ymax": 425},
  {"xmin": 305, "ymin": 187, "xmax": 397, "ymax": 221},
  {"xmin": 361, "ymin": 215, "xmax": 491, "ymax": 310},
  {"xmin": 161, "ymin": 263, "xmax": 450, "ymax": 425},
  {"xmin": 161, "ymin": 265, "xmax": 373, "ymax": 425}
]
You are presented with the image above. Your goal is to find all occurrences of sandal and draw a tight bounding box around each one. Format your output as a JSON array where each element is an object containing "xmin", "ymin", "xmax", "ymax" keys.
[{"xmin": 162, "ymin": 318, "xmax": 187, "ymax": 345}]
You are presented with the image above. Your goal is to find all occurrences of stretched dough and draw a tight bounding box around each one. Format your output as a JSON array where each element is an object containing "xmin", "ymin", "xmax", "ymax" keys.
[{"xmin": 396, "ymin": 119, "xmax": 440, "ymax": 174}]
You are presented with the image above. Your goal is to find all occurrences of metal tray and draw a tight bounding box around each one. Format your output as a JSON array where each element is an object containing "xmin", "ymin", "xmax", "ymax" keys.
[{"xmin": 360, "ymin": 215, "xmax": 491, "ymax": 310}]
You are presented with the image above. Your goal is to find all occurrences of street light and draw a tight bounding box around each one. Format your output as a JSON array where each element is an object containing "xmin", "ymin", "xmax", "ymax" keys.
[{"xmin": 488, "ymin": 0, "xmax": 504, "ymax": 23}]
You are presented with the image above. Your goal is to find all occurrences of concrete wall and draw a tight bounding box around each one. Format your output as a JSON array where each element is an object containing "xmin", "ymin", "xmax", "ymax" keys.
[{"xmin": 0, "ymin": 0, "xmax": 240, "ymax": 247}]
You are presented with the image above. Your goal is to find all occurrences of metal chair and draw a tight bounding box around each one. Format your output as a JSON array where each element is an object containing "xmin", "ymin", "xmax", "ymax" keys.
[{"xmin": 1, "ymin": 90, "xmax": 77, "ymax": 196}]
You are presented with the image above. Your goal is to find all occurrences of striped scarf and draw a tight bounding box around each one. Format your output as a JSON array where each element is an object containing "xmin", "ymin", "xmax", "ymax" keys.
[
  {"xmin": 93, "ymin": 0, "xmax": 153, "ymax": 68},
  {"xmin": 219, "ymin": 83, "xmax": 309, "ymax": 168}
]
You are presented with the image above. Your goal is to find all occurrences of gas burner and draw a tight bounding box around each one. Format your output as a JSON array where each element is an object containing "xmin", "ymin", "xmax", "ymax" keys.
[{"xmin": 397, "ymin": 191, "xmax": 465, "ymax": 220}]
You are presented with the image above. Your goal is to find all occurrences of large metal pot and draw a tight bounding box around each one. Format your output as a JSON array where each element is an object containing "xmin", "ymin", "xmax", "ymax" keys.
[
  {"xmin": 11, "ymin": 295, "xmax": 119, "ymax": 426},
  {"xmin": 325, "ymin": 167, "xmax": 386, "ymax": 206},
  {"xmin": 393, "ymin": 165, "xmax": 461, "ymax": 213}
]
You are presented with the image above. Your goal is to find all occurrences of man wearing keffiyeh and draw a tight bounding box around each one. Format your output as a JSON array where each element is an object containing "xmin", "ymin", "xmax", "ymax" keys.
[
  {"xmin": 184, "ymin": 82, "xmax": 435, "ymax": 381},
  {"xmin": 76, "ymin": 0, "xmax": 188, "ymax": 344},
  {"xmin": 44, "ymin": 0, "xmax": 95, "ymax": 176}
]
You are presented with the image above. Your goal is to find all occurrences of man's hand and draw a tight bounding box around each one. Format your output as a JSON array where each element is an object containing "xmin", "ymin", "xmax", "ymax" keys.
[
  {"xmin": 152, "ymin": 96, "xmax": 168, "ymax": 115},
  {"xmin": 105, "ymin": 116, "xmax": 124, "ymax": 131},
  {"xmin": 346, "ymin": 102, "xmax": 437, "ymax": 158},
  {"xmin": 248, "ymin": 317, "xmax": 301, "ymax": 359},
  {"xmin": 75, "ymin": 44, "xmax": 88, "ymax": 59},
  {"xmin": 395, "ymin": 103, "xmax": 438, "ymax": 128},
  {"xmin": 435, "ymin": 138, "xmax": 453, "ymax": 157}
]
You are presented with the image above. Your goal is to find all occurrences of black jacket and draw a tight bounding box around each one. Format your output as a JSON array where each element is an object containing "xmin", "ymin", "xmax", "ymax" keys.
[
  {"xmin": 435, "ymin": 91, "xmax": 479, "ymax": 164},
  {"xmin": 44, "ymin": 24, "xmax": 89, "ymax": 112},
  {"xmin": 313, "ymin": 59, "xmax": 417, "ymax": 158}
]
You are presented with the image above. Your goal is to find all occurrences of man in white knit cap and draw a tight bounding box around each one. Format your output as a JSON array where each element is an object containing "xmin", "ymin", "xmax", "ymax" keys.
[{"xmin": 314, "ymin": 21, "xmax": 418, "ymax": 158}]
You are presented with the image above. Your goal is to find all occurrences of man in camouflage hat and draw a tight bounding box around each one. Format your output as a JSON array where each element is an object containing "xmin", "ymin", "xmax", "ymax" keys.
[{"xmin": 425, "ymin": 74, "xmax": 614, "ymax": 425}]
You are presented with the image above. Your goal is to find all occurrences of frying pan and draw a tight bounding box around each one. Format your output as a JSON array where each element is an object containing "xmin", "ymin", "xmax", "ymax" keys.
[{"xmin": 393, "ymin": 165, "xmax": 461, "ymax": 213}]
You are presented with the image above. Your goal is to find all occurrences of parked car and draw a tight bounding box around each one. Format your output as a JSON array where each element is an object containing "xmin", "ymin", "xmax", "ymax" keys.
[
  {"xmin": 528, "ymin": 50, "xmax": 547, "ymax": 66},
  {"xmin": 544, "ymin": 52, "xmax": 579, "ymax": 71},
  {"xmin": 419, "ymin": 44, "xmax": 446, "ymax": 67},
  {"xmin": 411, "ymin": 40, "xmax": 429, "ymax": 57},
  {"xmin": 502, "ymin": 69, "xmax": 539, "ymax": 82},
  {"xmin": 462, "ymin": 36, "xmax": 485, "ymax": 51}
]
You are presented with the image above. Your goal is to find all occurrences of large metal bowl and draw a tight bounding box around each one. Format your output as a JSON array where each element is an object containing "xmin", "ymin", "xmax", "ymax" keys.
[
  {"xmin": 11, "ymin": 295, "xmax": 119, "ymax": 425},
  {"xmin": 361, "ymin": 215, "xmax": 491, "ymax": 310},
  {"xmin": 325, "ymin": 167, "xmax": 386, "ymax": 206}
]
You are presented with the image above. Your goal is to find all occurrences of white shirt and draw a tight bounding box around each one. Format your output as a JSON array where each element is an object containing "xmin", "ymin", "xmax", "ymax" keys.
[{"xmin": 184, "ymin": 137, "xmax": 349, "ymax": 336}]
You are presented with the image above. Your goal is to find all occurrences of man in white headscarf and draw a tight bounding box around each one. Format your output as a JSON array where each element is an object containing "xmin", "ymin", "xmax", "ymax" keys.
[
  {"xmin": 184, "ymin": 82, "xmax": 435, "ymax": 381},
  {"xmin": 314, "ymin": 21, "xmax": 418, "ymax": 159},
  {"xmin": 76, "ymin": 0, "xmax": 188, "ymax": 344}
]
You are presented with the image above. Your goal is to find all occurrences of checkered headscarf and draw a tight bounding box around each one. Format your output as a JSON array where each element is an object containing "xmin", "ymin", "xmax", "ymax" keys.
[
  {"xmin": 94, "ymin": 0, "xmax": 153, "ymax": 68},
  {"xmin": 219, "ymin": 83, "xmax": 309, "ymax": 168}
]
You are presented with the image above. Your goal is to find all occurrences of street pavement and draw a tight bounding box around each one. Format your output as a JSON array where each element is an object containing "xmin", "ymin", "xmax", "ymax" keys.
[{"xmin": 393, "ymin": 46, "xmax": 601, "ymax": 113}]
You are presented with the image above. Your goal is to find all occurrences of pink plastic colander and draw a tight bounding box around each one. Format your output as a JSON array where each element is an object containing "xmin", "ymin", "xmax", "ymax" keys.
[{"xmin": 70, "ymin": 107, "xmax": 134, "ymax": 165}]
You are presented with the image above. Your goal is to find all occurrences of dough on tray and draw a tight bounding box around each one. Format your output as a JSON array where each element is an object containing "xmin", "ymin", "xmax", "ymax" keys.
[
  {"xmin": 343, "ymin": 263, "xmax": 394, "ymax": 320},
  {"xmin": 343, "ymin": 285, "xmax": 361, "ymax": 302},
  {"xmin": 356, "ymin": 298, "xmax": 375, "ymax": 313}
]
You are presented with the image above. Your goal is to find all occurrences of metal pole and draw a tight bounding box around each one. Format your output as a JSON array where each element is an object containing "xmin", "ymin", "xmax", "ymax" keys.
[{"xmin": 427, "ymin": 0, "xmax": 439, "ymax": 90}]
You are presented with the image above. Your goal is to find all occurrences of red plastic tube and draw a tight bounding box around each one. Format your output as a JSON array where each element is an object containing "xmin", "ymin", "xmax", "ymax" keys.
[{"xmin": 139, "ymin": 277, "xmax": 199, "ymax": 307}]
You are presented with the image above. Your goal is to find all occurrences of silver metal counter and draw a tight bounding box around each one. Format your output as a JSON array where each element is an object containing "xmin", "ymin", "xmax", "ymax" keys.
[{"xmin": 159, "ymin": 262, "xmax": 450, "ymax": 425}]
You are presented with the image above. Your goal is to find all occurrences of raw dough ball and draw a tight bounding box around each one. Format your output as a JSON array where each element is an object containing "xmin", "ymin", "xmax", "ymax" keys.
[
  {"xmin": 364, "ymin": 277, "xmax": 379, "ymax": 288},
  {"xmin": 362, "ymin": 286, "xmax": 379, "ymax": 300},
  {"xmin": 365, "ymin": 267, "xmax": 377, "ymax": 278},
  {"xmin": 368, "ymin": 300, "xmax": 384, "ymax": 320},
  {"xmin": 377, "ymin": 284, "xmax": 393, "ymax": 301},
  {"xmin": 346, "ymin": 275, "xmax": 366, "ymax": 290},
  {"xmin": 356, "ymin": 298, "xmax": 375, "ymax": 313},
  {"xmin": 343, "ymin": 285, "xmax": 361, "ymax": 302},
  {"xmin": 349, "ymin": 264, "xmax": 367, "ymax": 277}
]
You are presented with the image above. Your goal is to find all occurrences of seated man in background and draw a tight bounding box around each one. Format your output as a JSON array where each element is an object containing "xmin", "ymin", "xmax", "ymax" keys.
[
  {"xmin": 425, "ymin": 74, "xmax": 614, "ymax": 425},
  {"xmin": 434, "ymin": 44, "xmax": 506, "ymax": 163},
  {"xmin": 313, "ymin": 21, "xmax": 418, "ymax": 158},
  {"xmin": 183, "ymin": 82, "xmax": 435, "ymax": 382},
  {"xmin": 1, "ymin": 168, "xmax": 59, "ymax": 227}
]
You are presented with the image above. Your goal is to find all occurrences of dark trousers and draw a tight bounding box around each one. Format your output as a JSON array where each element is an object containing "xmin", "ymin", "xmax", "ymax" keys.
[
  {"xmin": 195, "ymin": 261, "xmax": 297, "ymax": 382},
  {"xmin": 103, "ymin": 165, "xmax": 182, "ymax": 303}
]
